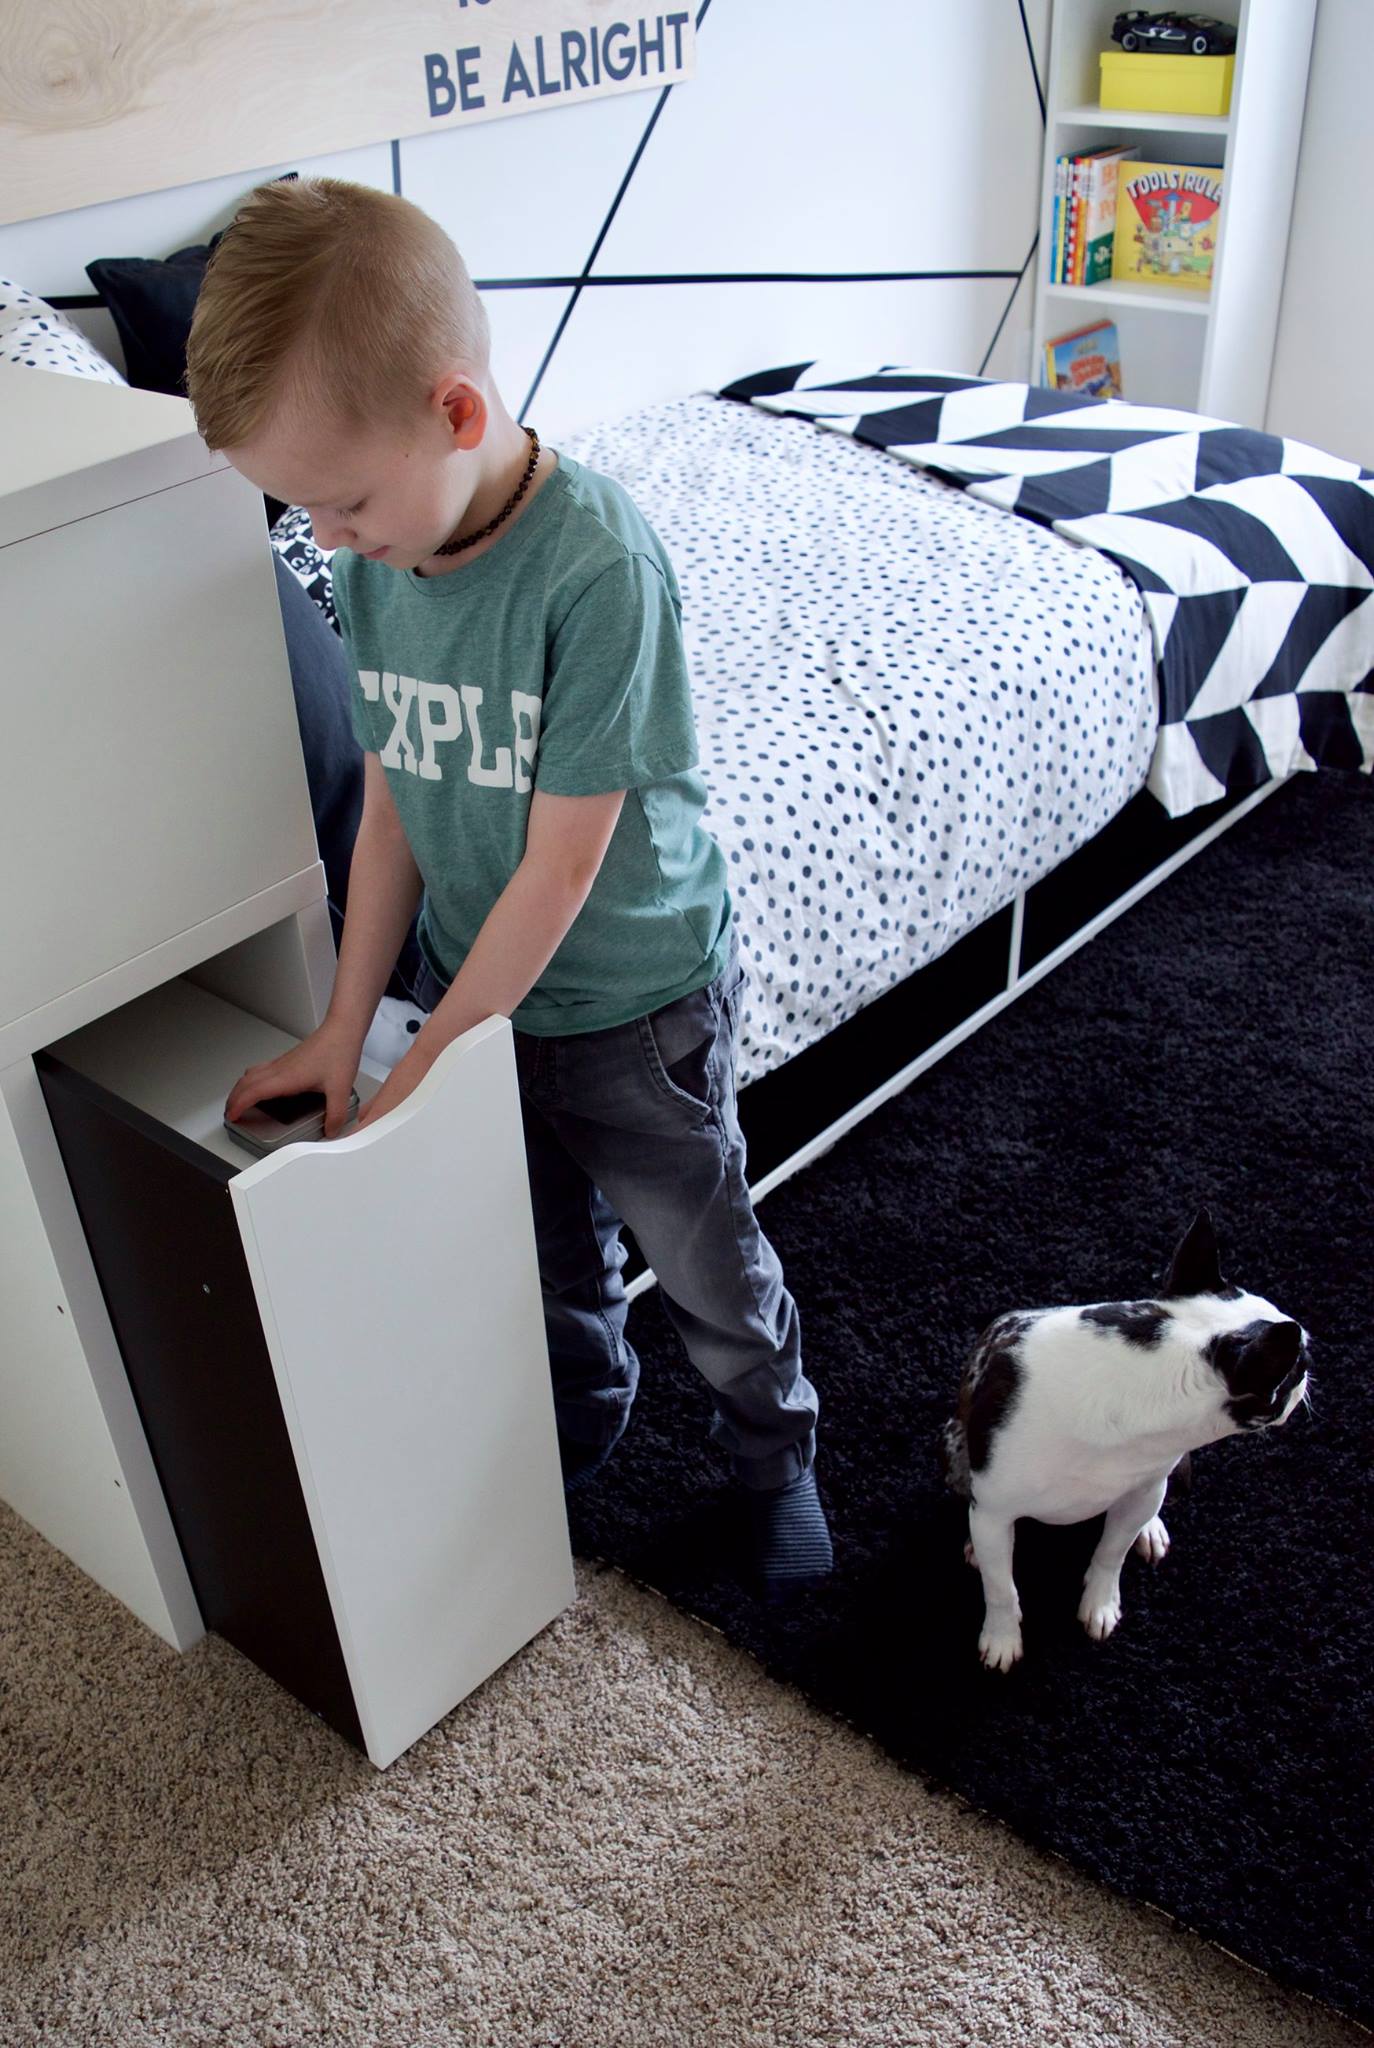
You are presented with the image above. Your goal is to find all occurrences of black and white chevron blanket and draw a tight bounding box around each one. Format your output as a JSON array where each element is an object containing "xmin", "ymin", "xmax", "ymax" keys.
[{"xmin": 719, "ymin": 364, "xmax": 1374, "ymax": 818}]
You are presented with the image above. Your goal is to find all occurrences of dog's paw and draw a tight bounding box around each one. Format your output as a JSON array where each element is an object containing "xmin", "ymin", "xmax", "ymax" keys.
[
  {"xmin": 1078, "ymin": 1577, "xmax": 1123, "ymax": 1642},
  {"xmin": 1134, "ymin": 1516, "xmax": 1170, "ymax": 1564},
  {"xmin": 978, "ymin": 1620, "xmax": 1023, "ymax": 1672}
]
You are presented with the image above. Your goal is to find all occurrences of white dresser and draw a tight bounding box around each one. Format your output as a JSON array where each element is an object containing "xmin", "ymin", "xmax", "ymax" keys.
[{"xmin": 0, "ymin": 364, "xmax": 573, "ymax": 1768}]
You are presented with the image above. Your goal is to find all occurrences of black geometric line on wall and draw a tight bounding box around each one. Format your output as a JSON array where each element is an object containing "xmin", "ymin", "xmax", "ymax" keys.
[
  {"xmin": 490, "ymin": 269, "xmax": 1021, "ymax": 289},
  {"xmin": 518, "ymin": 0, "xmax": 714, "ymax": 420},
  {"xmin": 392, "ymin": 140, "xmax": 403, "ymax": 197},
  {"xmin": 976, "ymin": 0, "xmax": 1049, "ymax": 379},
  {"xmin": 978, "ymin": 231, "xmax": 1039, "ymax": 376},
  {"xmin": 518, "ymin": 0, "xmax": 1051, "ymax": 415},
  {"xmin": 1017, "ymin": 0, "xmax": 1047, "ymax": 121},
  {"xmin": 46, "ymin": 267, "xmax": 1021, "ymax": 320}
]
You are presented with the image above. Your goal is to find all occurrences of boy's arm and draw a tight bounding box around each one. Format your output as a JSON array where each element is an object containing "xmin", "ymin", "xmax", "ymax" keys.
[
  {"xmin": 355, "ymin": 785, "xmax": 625, "ymax": 1120},
  {"xmin": 324, "ymin": 753, "xmax": 426, "ymax": 1045}
]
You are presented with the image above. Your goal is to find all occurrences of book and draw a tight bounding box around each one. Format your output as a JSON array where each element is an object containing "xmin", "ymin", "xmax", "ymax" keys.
[
  {"xmin": 1070, "ymin": 153, "xmax": 1089, "ymax": 284},
  {"xmin": 1052, "ymin": 152, "xmax": 1088, "ymax": 283},
  {"xmin": 1045, "ymin": 321, "xmax": 1123, "ymax": 400},
  {"xmin": 1058, "ymin": 156, "xmax": 1071, "ymax": 280},
  {"xmin": 1067, "ymin": 151, "xmax": 1094, "ymax": 284},
  {"xmin": 1056, "ymin": 155, "xmax": 1072, "ymax": 282},
  {"xmin": 1112, "ymin": 159, "xmax": 1224, "ymax": 292},
  {"xmin": 1052, "ymin": 147, "xmax": 1136, "ymax": 287},
  {"xmin": 1082, "ymin": 146, "xmax": 1134, "ymax": 286}
]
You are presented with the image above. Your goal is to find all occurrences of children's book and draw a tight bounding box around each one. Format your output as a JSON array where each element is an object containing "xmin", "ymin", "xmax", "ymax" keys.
[
  {"xmin": 1070, "ymin": 153, "xmax": 1092, "ymax": 284},
  {"xmin": 1081, "ymin": 146, "xmax": 1134, "ymax": 287},
  {"xmin": 1050, "ymin": 147, "xmax": 1137, "ymax": 286},
  {"xmin": 1112, "ymin": 160, "xmax": 1224, "ymax": 292},
  {"xmin": 1053, "ymin": 156, "xmax": 1067, "ymax": 283},
  {"xmin": 1044, "ymin": 321, "xmax": 1123, "ymax": 400},
  {"xmin": 1064, "ymin": 156, "xmax": 1082, "ymax": 285},
  {"xmin": 1052, "ymin": 153, "xmax": 1086, "ymax": 284}
]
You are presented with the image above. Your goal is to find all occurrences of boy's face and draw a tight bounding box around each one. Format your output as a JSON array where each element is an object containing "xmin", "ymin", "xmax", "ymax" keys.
[{"xmin": 224, "ymin": 373, "xmax": 485, "ymax": 569}]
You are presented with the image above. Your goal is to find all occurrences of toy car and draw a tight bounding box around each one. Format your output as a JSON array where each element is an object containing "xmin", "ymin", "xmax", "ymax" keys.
[{"xmin": 1111, "ymin": 11, "xmax": 1238, "ymax": 54}]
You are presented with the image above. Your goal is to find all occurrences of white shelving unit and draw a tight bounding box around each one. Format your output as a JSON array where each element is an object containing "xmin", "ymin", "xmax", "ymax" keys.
[
  {"xmin": 1032, "ymin": 0, "xmax": 1317, "ymax": 423},
  {"xmin": 0, "ymin": 364, "xmax": 574, "ymax": 1769}
]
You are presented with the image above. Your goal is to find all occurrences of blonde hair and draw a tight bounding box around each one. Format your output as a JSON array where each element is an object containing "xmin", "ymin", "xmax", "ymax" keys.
[{"xmin": 185, "ymin": 176, "xmax": 491, "ymax": 451}]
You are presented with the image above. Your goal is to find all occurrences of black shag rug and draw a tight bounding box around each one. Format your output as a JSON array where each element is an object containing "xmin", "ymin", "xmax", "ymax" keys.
[{"xmin": 565, "ymin": 770, "xmax": 1374, "ymax": 2031}]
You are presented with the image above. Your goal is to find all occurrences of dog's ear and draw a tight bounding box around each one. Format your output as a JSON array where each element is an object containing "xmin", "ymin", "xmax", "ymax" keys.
[
  {"xmin": 1231, "ymin": 1319, "xmax": 1304, "ymax": 1401},
  {"xmin": 1162, "ymin": 1207, "xmax": 1227, "ymax": 1298}
]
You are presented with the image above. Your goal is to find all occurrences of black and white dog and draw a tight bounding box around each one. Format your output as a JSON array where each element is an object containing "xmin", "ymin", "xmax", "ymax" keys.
[{"xmin": 942, "ymin": 1211, "xmax": 1311, "ymax": 1671}]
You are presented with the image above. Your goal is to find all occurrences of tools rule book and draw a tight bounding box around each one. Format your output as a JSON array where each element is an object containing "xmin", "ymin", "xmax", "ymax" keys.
[{"xmin": 425, "ymin": 12, "xmax": 692, "ymax": 117}]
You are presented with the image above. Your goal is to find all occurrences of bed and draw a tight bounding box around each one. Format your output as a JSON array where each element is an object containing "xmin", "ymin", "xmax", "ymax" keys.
[
  {"xmin": 275, "ymin": 382, "xmax": 1161, "ymax": 1089},
  {"xmin": 12, "ymin": 273, "xmax": 1370, "ymax": 1249},
  {"xmin": 279, "ymin": 361, "xmax": 1374, "ymax": 1251}
]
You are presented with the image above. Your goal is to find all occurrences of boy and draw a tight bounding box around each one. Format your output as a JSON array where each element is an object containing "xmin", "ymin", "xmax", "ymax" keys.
[{"xmin": 190, "ymin": 176, "xmax": 830, "ymax": 1599}]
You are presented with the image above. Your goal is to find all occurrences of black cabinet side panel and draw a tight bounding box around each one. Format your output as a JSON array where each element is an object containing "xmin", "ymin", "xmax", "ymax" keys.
[{"xmin": 35, "ymin": 1054, "xmax": 365, "ymax": 1754}]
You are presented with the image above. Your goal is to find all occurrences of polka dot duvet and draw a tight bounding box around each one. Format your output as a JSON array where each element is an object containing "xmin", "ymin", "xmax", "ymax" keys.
[{"xmin": 559, "ymin": 395, "xmax": 1157, "ymax": 1088}]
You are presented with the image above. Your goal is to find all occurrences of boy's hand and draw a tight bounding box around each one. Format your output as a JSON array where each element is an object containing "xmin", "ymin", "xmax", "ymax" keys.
[
  {"xmin": 352, "ymin": 1039, "xmax": 436, "ymax": 1132},
  {"xmin": 224, "ymin": 1018, "xmax": 363, "ymax": 1140}
]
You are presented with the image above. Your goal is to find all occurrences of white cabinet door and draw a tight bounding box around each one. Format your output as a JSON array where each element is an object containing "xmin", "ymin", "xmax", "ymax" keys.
[{"xmin": 229, "ymin": 1015, "xmax": 573, "ymax": 1769}]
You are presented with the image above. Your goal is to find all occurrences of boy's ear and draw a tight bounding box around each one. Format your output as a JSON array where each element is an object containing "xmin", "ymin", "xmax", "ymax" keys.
[{"xmin": 433, "ymin": 372, "xmax": 486, "ymax": 450}]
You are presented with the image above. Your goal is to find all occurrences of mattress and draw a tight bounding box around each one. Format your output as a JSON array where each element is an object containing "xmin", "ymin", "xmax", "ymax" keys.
[
  {"xmin": 557, "ymin": 394, "xmax": 1158, "ymax": 1086},
  {"xmin": 723, "ymin": 363, "xmax": 1374, "ymax": 821}
]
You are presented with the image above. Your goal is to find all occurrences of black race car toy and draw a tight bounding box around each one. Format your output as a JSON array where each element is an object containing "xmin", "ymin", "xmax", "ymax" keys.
[{"xmin": 1111, "ymin": 11, "xmax": 1238, "ymax": 55}]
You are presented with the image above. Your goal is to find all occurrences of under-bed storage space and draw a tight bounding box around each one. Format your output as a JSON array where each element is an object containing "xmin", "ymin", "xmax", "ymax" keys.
[
  {"xmin": 1018, "ymin": 785, "xmax": 1256, "ymax": 972},
  {"xmin": 36, "ymin": 977, "xmax": 574, "ymax": 1769}
]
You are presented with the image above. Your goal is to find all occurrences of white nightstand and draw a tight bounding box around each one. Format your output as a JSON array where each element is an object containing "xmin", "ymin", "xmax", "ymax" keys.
[{"xmin": 0, "ymin": 364, "xmax": 573, "ymax": 1768}]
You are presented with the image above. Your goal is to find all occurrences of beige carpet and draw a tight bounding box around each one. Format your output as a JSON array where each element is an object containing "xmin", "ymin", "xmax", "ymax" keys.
[{"xmin": 2, "ymin": 1500, "xmax": 1367, "ymax": 2048}]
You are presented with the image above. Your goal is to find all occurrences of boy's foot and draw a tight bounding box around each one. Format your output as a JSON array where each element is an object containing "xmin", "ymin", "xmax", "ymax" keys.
[{"xmin": 737, "ymin": 1465, "xmax": 834, "ymax": 1601}]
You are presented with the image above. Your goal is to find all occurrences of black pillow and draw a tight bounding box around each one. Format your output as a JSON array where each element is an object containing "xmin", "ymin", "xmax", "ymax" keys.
[{"xmin": 84, "ymin": 235, "xmax": 224, "ymax": 398}]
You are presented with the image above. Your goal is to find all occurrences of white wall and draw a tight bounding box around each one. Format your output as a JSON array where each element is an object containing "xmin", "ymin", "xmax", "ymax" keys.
[
  {"xmin": 1266, "ymin": 0, "xmax": 1372, "ymax": 465},
  {"xmin": 0, "ymin": 0, "xmax": 1050, "ymax": 439}
]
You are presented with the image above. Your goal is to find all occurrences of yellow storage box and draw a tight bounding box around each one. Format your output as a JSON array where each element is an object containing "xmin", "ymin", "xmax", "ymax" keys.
[{"xmin": 1099, "ymin": 50, "xmax": 1235, "ymax": 117}]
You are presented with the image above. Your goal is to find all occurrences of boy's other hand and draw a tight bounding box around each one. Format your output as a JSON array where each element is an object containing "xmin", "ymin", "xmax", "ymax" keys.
[
  {"xmin": 224, "ymin": 1019, "xmax": 363, "ymax": 1140},
  {"xmin": 352, "ymin": 1040, "xmax": 435, "ymax": 1132}
]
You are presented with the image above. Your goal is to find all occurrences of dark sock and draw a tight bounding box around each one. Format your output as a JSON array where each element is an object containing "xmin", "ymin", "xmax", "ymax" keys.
[
  {"xmin": 741, "ymin": 1466, "xmax": 834, "ymax": 1599},
  {"xmin": 558, "ymin": 1431, "xmax": 618, "ymax": 1491}
]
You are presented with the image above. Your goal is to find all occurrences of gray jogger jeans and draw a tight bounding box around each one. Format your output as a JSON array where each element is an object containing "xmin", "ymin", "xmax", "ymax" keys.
[{"xmin": 411, "ymin": 926, "xmax": 818, "ymax": 1491}]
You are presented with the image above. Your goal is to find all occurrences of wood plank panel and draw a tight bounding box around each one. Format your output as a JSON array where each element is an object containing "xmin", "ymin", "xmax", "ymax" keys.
[{"xmin": 1, "ymin": 0, "xmax": 695, "ymax": 226}]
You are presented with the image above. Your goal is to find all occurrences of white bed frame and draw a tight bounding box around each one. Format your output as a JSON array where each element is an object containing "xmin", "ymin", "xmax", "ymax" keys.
[{"xmin": 624, "ymin": 775, "xmax": 1283, "ymax": 1303}]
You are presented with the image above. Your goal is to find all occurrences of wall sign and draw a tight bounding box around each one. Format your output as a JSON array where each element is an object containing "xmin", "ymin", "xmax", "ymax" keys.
[{"xmin": 0, "ymin": 1, "xmax": 696, "ymax": 228}]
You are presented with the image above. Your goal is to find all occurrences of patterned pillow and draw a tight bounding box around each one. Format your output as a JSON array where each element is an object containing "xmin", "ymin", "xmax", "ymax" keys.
[
  {"xmin": 270, "ymin": 503, "xmax": 338, "ymax": 632},
  {"xmin": 0, "ymin": 280, "xmax": 126, "ymax": 383}
]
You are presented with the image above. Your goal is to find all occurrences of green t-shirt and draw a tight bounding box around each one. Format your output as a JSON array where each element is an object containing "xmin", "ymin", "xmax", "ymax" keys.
[{"xmin": 333, "ymin": 451, "xmax": 731, "ymax": 1035}]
